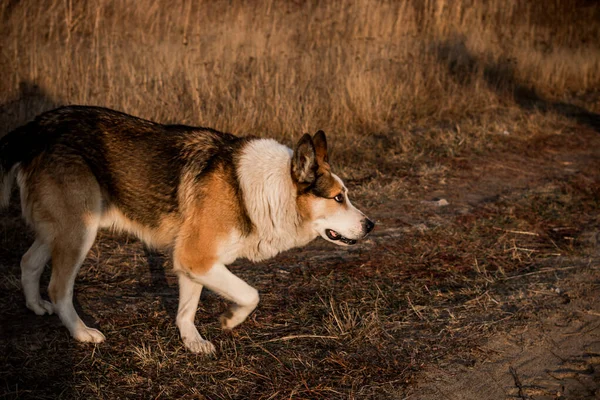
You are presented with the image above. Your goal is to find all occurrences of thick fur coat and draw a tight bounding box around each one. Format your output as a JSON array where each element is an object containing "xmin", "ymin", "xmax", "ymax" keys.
[{"xmin": 0, "ymin": 106, "xmax": 374, "ymax": 353}]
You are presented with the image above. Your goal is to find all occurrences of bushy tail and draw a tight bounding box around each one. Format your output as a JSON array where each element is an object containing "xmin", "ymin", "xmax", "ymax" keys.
[
  {"xmin": 0, "ymin": 162, "xmax": 17, "ymax": 208},
  {"xmin": 1, "ymin": 123, "xmax": 31, "ymax": 208}
]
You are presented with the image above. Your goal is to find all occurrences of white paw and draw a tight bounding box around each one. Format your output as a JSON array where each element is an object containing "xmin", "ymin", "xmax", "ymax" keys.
[
  {"xmin": 220, "ymin": 313, "xmax": 238, "ymax": 330},
  {"xmin": 72, "ymin": 327, "xmax": 106, "ymax": 343},
  {"xmin": 26, "ymin": 299, "xmax": 54, "ymax": 316},
  {"xmin": 179, "ymin": 323, "xmax": 215, "ymax": 354},
  {"xmin": 220, "ymin": 305, "xmax": 250, "ymax": 330},
  {"xmin": 183, "ymin": 335, "xmax": 216, "ymax": 354}
]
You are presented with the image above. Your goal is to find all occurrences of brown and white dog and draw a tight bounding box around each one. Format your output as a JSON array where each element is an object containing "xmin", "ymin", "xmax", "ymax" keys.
[{"xmin": 0, "ymin": 106, "xmax": 374, "ymax": 353}]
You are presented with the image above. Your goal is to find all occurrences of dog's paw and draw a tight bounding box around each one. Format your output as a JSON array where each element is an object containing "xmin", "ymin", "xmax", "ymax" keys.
[
  {"xmin": 178, "ymin": 321, "xmax": 216, "ymax": 354},
  {"xmin": 220, "ymin": 313, "xmax": 236, "ymax": 330},
  {"xmin": 183, "ymin": 335, "xmax": 216, "ymax": 354},
  {"xmin": 178, "ymin": 322, "xmax": 216, "ymax": 354},
  {"xmin": 73, "ymin": 327, "xmax": 106, "ymax": 343},
  {"xmin": 220, "ymin": 307, "xmax": 248, "ymax": 330},
  {"xmin": 26, "ymin": 299, "xmax": 54, "ymax": 316}
]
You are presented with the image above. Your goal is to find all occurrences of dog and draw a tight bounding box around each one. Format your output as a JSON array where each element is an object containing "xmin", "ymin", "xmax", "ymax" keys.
[{"xmin": 0, "ymin": 106, "xmax": 374, "ymax": 353}]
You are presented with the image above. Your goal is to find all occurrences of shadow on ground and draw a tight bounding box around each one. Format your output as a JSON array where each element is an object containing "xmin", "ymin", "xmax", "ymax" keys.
[
  {"xmin": 436, "ymin": 37, "xmax": 600, "ymax": 133},
  {"xmin": 0, "ymin": 81, "xmax": 62, "ymax": 137}
]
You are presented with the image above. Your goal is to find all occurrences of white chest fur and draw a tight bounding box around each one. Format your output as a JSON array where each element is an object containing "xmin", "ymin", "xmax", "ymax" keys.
[{"xmin": 218, "ymin": 139, "xmax": 317, "ymax": 263}]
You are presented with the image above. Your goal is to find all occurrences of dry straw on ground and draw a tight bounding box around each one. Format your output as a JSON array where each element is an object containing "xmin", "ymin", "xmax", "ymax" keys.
[{"xmin": 1, "ymin": 1, "xmax": 600, "ymax": 399}]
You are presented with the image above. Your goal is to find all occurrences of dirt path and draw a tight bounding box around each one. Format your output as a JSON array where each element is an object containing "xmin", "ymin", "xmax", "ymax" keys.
[
  {"xmin": 402, "ymin": 128, "xmax": 600, "ymax": 399},
  {"xmin": 411, "ymin": 267, "xmax": 600, "ymax": 399}
]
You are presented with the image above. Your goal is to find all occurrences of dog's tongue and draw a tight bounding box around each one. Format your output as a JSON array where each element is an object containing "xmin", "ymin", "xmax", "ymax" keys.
[{"xmin": 326, "ymin": 229, "xmax": 342, "ymax": 241}]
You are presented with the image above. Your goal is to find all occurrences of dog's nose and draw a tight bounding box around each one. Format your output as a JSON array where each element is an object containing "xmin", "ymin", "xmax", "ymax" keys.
[{"xmin": 363, "ymin": 218, "xmax": 375, "ymax": 234}]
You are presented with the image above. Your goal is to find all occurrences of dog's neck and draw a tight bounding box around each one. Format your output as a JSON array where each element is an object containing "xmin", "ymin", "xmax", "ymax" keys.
[{"xmin": 236, "ymin": 139, "xmax": 316, "ymax": 261}]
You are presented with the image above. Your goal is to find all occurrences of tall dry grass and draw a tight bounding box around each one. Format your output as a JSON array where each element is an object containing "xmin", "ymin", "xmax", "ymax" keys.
[{"xmin": 1, "ymin": 0, "xmax": 599, "ymax": 161}]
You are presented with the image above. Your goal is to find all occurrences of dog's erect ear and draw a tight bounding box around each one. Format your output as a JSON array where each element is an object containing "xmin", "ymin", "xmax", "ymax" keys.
[
  {"xmin": 312, "ymin": 130, "xmax": 328, "ymax": 164},
  {"xmin": 292, "ymin": 133, "xmax": 317, "ymax": 185}
]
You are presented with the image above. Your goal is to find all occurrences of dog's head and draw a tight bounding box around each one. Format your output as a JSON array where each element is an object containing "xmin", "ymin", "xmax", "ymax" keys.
[{"xmin": 292, "ymin": 131, "xmax": 375, "ymax": 246}]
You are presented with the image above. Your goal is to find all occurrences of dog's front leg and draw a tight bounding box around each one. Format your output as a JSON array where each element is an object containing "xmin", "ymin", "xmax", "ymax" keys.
[
  {"xmin": 195, "ymin": 263, "xmax": 260, "ymax": 329},
  {"xmin": 176, "ymin": 263, "xmax": 259, "ymax": 353},
  {"xmin": 176, "ymin": 272, "xmax": 216, "ymax": 354}
]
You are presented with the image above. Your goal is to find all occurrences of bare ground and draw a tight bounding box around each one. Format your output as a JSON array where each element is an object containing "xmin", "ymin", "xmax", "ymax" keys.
[
  {"xmin": 412, "ymin": 268, "xmax": 600, "ymax": 400},
  {"xmin": 386, "ymin": 120, "xmax": 600, "ymax": 399},
  {"xmin": 1, "ymin": 119, "xmax": 599, "ymax": 398}
]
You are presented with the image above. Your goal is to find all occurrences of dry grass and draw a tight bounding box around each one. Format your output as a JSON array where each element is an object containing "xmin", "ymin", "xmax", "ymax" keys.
[
  {"xmin": 1, "ymin": 1, "xmax": 600, "ymax": 399},
  {"xmin": 2, "ymin": 0, "xmax": 599, "ymax": 145}
]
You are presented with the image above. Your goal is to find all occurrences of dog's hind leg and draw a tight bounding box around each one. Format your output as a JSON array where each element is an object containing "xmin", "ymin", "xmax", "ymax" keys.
[
  {"xmin": 176, "ymin": 273, "xmax": 216, "ymax": 354},
  {"xmin": 21, "ymin": 239, "xmax": 53, "ymax": 315},
  {"xmin": 48, "ymin": 218, "xmax": 105, "ymax": 343},
  {"xmin": 31, "ymin": 166, "xmax": 106, "ymax": 343}
]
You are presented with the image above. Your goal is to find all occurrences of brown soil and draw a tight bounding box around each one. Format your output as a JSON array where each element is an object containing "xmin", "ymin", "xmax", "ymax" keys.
[
  {"xmin": 405, "ymin": 128, "xmax": 600, "ymax": 400},
  {"xmin": 413, "ymin": 273, "xmax": 600, "ymax": 400},
  {"xmin": 1, "ymin": 121, "xmax": 599, "ymax": 398}
]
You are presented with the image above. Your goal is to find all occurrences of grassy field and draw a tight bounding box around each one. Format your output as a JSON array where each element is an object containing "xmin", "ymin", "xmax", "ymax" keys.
[
  {"xmin": 2, "ymin": 0, "xmax": 599, "ymax": 141},
  {"xmin": 1, "ymin": 0, "xmax": 600, "ymax": 398}
]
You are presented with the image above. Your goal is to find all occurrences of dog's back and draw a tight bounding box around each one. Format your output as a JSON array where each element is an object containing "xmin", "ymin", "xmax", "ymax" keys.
[{"xmin": 1, "ymin": 106, "xmax": 245, "ymax": 227}]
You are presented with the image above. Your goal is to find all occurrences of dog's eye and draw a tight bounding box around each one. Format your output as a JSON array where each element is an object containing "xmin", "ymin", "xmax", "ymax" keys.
[{"xmin": 334, "ymin": 193, "xmax": 344, "ymax": 203}]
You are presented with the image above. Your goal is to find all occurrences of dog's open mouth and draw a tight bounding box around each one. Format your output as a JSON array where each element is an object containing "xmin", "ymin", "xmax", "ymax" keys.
[{"xmin": 325, "ymin": 229, "xmax": 357, "ymax": 245}]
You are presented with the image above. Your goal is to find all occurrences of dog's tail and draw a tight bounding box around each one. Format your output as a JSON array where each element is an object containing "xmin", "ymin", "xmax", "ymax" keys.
[
  {"xmin": 0, "ymin": 163, "xmax": 17, "ymax": 208},
  {"xmin": 0, "ymin": 133, "xmax": 20, "ymax": 208},
  {"xmin": 0, "ymin": 122, "xmax": 34, "ymax": 208}
]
